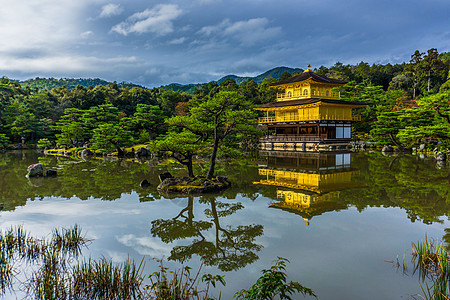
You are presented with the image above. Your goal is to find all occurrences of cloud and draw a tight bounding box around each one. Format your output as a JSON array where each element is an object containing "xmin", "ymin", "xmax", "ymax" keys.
[
  {"xmin": 99, "ymin": 3, "xmax": 123, "ymax": 18},
  {"xmin": 168, "ymin": 37, "xmax": 187, "ymax": 45},
  {"xmin": 111, "ymin": 4, "xmax": 182, "ymax": 36},
  {"xmin": 81, "ymin": 31, "xmax": 94, "ymax": 38},
  {"xmin": 198, "ymin": 18, "xmax": 281, "ymax": 45}
]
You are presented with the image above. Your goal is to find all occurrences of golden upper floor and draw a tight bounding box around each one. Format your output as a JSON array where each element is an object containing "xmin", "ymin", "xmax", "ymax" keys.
[
  {"xmin": 255, "ymin": 100, "xmax": 365, "ymax": 123},
  {"xmin": 270, "ymin": 68, "xmax": 347, "ymax": 101}
]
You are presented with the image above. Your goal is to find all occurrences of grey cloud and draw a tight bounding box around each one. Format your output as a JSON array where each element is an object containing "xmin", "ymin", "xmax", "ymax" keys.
[
  {"xmin": 111, "ymin": 4, "xmax": 182, "ymax": 36},
  {"xmin": 99, "ymin": 4, "xmax": 123, "ymax": 18}
]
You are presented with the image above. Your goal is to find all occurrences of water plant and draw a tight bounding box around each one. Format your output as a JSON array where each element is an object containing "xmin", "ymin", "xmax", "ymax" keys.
[
  {"xmin": 146, "ymin": 258, "xmax": 225, "ymax": 299},
  {"xmin": 411, "ymin": 237, "xmax": 450, "ymax": 299},
  {"xmin": 234, "ymin": 257, "xmax": 316, "ymax": 299},
  {"xmin": 1, "ymin": 226, "xmax": 314, "ymax": 299}
]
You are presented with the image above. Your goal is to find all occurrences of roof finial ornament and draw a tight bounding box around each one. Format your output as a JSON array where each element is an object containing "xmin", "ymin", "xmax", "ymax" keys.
[{"xmin": 304, "ymin": 64, "xmax": 311, "ymax": 72}]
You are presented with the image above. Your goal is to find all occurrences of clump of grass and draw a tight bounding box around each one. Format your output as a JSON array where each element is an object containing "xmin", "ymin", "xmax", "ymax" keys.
[
  {"xmin": 0, "ymin": 225, "xmax": 90, "ymax": 297},
  {"xmin": 70, "ymin": 258, "xmax": 144, "ymax": 299},
  {"xmin": 51, "ymin": 224, "xmax": 87, "ymax": 257},
  {"xmin": 411, "ymin": 237, "xmax": 450, "ymax": 299}
]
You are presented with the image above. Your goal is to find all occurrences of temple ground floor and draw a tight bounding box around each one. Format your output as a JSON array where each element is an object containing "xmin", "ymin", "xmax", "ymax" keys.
[{"xmin": 258, "ymin": 121, "xmax": 355, "ymax": 151}]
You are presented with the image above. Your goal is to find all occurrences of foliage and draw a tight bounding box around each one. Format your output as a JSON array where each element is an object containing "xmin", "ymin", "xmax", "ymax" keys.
[
  {"xmin": 0, "ymin": 133, "xmax": 9, "ymax": 147},
  {"xmin": 234, "ymin": 257, "xmax": 316, "ymax": 300},
  {"xmin": 133, "ymin": 104, "xmax": 165, "ymax": 141},
  {"xmin": 150, "ymin": 130, "xmax": 208, "ymax": 177},
  {"xmin": 411, "ymin": 238, "xmax": 450, "ymax": 300},
  {"xmin": 147, "ymin": 259, "xmax": 225, "ymax": 299},
  {"xmin": 37, "ymin": 138, "xmax": 52, "ymax": 149},
  {"xmin": 171, "ymin": 91, "xmax": 259, "ymax": 179}
]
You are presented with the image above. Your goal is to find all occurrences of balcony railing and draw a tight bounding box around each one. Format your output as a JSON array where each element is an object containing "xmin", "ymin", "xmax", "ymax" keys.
[
  {"xmin": 258, "ymin": 114, "xmax": 361, "ymax": 123},
  {"xmin": 260, "ymin": 134, "xmax": 325, "ymax": 142},
  {"xmin": 277, "ymin": 91, "xmax": 340, "ymax": 101}
]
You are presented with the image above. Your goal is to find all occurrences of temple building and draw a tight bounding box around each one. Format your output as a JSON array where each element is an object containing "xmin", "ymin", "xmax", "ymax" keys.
[
  {"xmin": 255, "ymin": 66, "xmax": 367, "ymax": 151},
  {"xmin": 254, "ymin": 151, "xmax": 361, "ymax": 225}
]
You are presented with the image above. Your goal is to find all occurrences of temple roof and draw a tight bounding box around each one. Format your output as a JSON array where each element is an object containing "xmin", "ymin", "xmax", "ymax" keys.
[
  {"xmin": 255, "ymin": 98, "xmax": 368, "ymax": 109},
  {"xmin": 270, "ymin": 70, "xmax": 347, "ymax": 86}
]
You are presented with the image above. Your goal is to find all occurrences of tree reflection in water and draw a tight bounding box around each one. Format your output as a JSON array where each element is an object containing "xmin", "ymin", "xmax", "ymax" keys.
[{"xmin": 151, "ymin": 195, "xmax": 263, "ymax": 271}]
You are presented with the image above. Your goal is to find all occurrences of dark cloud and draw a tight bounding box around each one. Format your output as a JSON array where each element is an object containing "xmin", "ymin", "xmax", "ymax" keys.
[{"xmin": 0, "ymin": 0, "xmax": 448, "ymax": 87}]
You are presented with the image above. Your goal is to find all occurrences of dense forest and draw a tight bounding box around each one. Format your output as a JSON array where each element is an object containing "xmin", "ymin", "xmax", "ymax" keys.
[{"xmin": 0, "ymin": 48, "xmax": 449, "ymax": 154}]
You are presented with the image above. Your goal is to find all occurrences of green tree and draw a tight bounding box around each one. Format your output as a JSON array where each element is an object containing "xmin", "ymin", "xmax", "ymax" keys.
[
  {"xmin": 396, "ymin": 91, "xmax": 450, "ymax": 147},
  {"xmin": 91, "ymin": 120, "xmax": 132, "ymax": 157},
  {"xmin": 133, "ymin": 104, "xmax": 165, "ymax": 141},
  {"xmin": 0, "ymin": 133, "xmax": 10, "ymax": 148},
  {"xmin": 150, "ymin": 130, "xmax": 207, "ymax": 177},
  {"xmin": 419, "ymin": 48, "xmax": 448, "ymax": 93},
  {"xmin": 405, "ymin": 50, "xmax": 424, "ymax": 98},
  {"xmin": 171, "ymin": 91, "xmax": 258, "ymax": 179},
  {"xmin": 54, "ymin": 108, "xmax": 87, "ymax": 147}
]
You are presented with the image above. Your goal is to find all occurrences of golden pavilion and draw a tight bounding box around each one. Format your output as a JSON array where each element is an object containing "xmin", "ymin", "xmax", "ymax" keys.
[{"xmin": 255, "ymin": 66, "xmax": 367, "ymax": 151}]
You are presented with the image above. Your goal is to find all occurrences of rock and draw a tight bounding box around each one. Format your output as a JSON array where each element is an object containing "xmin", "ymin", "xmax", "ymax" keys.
[
  {"xmin": 157, "ymin": 176, "xmax": 231, "ymax": 194},
  {"xmin": 135, "ymin": 147, "xmax": 150, "ymax": 157},
  {"xmin": 81, "ymin": 149, "xmax": 94, "ymax": 157},
  {"xmin": 435, "ymin": 152, "xmax": 447, "ymax": 161},
  {"xmin": 159, "ymin": 171, "xmax": 173, "ymax": 183},
  {"xmin": 381, "ymin": 146, "xmax": 394, "ymax": 152},
  {"xmin": 45, "ymin": 169, "xmax": 57, "ymax": 177},
  {"xmin": 436, "ymin": 161, "xmax": 446, "ymax": 169},
  {"xmin": 216, "ymin": 176, "xmax": 230, "ymax": 184},
  {"xmin": 140, "ymin": 179, "xmax": 150, "ymax": 188},
  {"xmin": 199, "ymin": 178, "xmax": 214, "ymax": 188},
  {"xmin": 419, "ymin": 144, "xmax": 426, "ymax": 151},
  {"xmin": 27, "ymin": 163, "xmax": 44, "ymax": 177}
]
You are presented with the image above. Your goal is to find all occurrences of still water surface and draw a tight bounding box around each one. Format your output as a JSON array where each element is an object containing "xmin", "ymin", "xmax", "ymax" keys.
[{"xmin": 0, "ymin": 150, "xmax": 449, "ymax": 299}]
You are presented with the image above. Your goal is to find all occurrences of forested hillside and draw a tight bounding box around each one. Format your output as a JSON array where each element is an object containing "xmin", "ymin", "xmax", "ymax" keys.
[
  {"xmin": 19, "ymin": 78, "xmax": 142, "ymax": 91},
  {"xmin": 0, "ymin": 48, "xmax": 449, "ymax": 152}
]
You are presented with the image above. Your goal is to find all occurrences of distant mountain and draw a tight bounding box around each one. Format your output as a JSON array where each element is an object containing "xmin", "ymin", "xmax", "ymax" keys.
[
  {"xmin": 161, "ymin": 66, "xmax": 303, "ymax": 94},
  {"xmin": 159, "ymin": 83, "xmax": 199, "ymax": 94},
  {"xmin": 19, "ymin": 77, "xmax": 142, "ymax": 91},
  {"xmin": 218, "ymin": 66, "xmax": 303, "ymax": 85}
]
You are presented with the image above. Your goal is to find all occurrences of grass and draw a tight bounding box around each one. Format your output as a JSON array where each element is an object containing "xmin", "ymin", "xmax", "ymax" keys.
[
  {"xmin": 1, "ymin": 226, "xmax": 313, "ymax": 299},
  {"xmin": 411, "ymin": 237, "xmax": 450, "ymax": 299}
]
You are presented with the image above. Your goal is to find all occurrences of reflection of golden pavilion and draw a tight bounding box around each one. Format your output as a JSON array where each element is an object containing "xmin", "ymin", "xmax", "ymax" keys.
[{"xmin": 255, "ymin": 152, "xmax": 360, "ymax": 225}]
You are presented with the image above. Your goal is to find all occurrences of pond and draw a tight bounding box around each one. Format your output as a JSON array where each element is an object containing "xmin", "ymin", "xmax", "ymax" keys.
[{"xmin": 0, "ymin": 150, "xmax": 449, "ymax": 299}]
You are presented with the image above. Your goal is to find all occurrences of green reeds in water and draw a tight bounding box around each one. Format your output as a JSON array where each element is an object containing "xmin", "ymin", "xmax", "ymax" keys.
[
  {"xmin": 70, "ymin": 258, "xmax": 144, "ymax": 299},
  {"xmin": 0, "ymin": 224, "xmax": 90, "ymax": 297},
  {"xmin": 412, "ymin": 237, "xmax": 450, "ymax": 299}
]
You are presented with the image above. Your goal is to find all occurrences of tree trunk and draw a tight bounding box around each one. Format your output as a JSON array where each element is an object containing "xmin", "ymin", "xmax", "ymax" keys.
[
  {"xmin": 427, "ymin": 70, "xmax": 431, "ymax": 92},
  {"xmin": 116, "ymin": 147, "xmax": 124, "ymax": 157},
  {"xmin": 148, "ymin": 128, "xmax": 153, "ymax": 142},
  {"xmin": 207, "ymin": 134, "xmax": 220, "ymax": 180},
  {"xmin": 186, "ymin": 155, "xmax": 194, "ymax": 178},
  {"xmin": 388, "ymin": 133, "xmax": 404, "ymax": 149}
]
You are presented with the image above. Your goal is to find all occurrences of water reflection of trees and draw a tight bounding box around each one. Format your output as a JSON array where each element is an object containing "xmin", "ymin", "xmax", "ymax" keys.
[
  {"xmin": 150, "ymin": 196, "xmax": 263, "ymax": 271},
  {"xmin": 255, "ymin": 152, "xmax": 450, "ymax": 225},
  {"xmin": 348, "ymin": 152, "xmax": 450, "ymax": 224},
  {"xmin": 0, "ymin": 151, "xmax": 165, "ymax": 211}
]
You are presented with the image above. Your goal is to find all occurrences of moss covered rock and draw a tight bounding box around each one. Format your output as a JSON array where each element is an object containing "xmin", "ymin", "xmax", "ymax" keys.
[{"xmin": 157, "ymin": 176, "xmax": 231, "ymax": 194}]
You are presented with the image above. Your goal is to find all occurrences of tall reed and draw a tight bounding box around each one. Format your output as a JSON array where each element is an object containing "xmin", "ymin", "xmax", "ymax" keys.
[{"xmin": 412, "ymin": 237, "xmax": 450, "ymax": 299}]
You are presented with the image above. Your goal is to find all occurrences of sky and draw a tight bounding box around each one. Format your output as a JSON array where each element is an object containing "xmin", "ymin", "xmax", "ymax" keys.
[{"xmin": 0, "ymin": 0, "xmax": 449, "ymax": 87}]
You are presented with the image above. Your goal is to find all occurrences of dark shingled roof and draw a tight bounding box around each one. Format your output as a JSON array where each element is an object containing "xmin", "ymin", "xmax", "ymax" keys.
[
  {"xmin": 255, "ymin": 98, "xmax": 368, "ymax": 109},
  {"xmin": 270, "ymin": 70, "xmax": 347, "ymax": 86}
]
